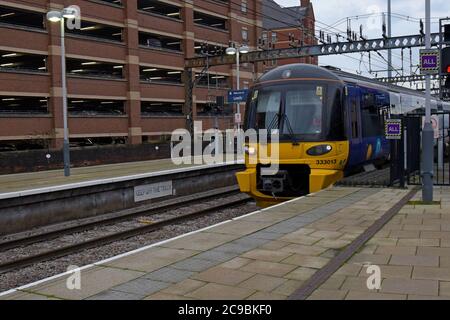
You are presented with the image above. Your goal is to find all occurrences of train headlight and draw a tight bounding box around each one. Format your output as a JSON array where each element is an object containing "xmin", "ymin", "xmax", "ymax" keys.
[
  {"xmin": 307, "ymin": 144, "xmax": 333, "ymax": 156},
  {"xmin": 244, "ymin": 146, "xmax": 256, "ymax": 155}
]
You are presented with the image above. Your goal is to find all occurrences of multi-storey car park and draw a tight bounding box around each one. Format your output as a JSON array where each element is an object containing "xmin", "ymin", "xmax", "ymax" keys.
[
  {"xmin": 0, "ymin": 0, "xmax": 258, "ymax": 150},
  {"xmin": 0, "ymin": 0, "xmax": 315, "ymax": 153}
]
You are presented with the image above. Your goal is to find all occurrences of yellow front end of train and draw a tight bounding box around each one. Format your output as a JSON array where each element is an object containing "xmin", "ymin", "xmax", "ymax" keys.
[
  {"xmin": 236, "ymin": 63, "xmax": 351, "ymax": 207},
  {"xmin": 236, "ymin": 141, "xmax": 349, "ymax": 207}
]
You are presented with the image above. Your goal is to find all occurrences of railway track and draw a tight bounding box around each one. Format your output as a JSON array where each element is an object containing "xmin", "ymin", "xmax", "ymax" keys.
[
  {"xmin": 0, "ymin": 187, "xmax": 252, "ymax": 274},
  {"xmin": 0, "ymin": 185, "xmax": 240, "ymax": 251}
]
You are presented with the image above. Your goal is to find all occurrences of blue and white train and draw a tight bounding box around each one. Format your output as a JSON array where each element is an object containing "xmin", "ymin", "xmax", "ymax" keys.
[{"xmin": 236, "ymin": 63, "xmax": 450, "ymax": 206}]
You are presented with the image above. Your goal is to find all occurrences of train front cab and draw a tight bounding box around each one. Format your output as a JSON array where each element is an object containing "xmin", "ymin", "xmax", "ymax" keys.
[
  {"xmin": 236, "ymin": 141, "xmax": 349, "ymax": 207},
  {"xmin": 236, "ymin": 65, "xmax": 351, "ymax": 207},
  {"xmin": 236, "ymin": 68, "xmax": 394, "ymax": 207}
]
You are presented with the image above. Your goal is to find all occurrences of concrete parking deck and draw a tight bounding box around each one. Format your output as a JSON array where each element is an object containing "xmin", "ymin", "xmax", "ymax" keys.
[{"xmin": 3, "ymin": 185, "xmax": 448, "ymax": 300}]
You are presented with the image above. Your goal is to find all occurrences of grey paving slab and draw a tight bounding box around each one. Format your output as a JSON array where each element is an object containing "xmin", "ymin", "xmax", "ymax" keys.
[
  {"xmin": 285, "ymin": 215, "xmax": 316, "ymax": 223},
  {"xmin": 143, "ymin": 267, "xmax": 194, "ymax": 283},
  {"xmin": 160, "ymin": 232, "xmax": 239, "ymax": 251},
  {"xmin": 111, "ymin": 278, "xmax": 170, "ymax": 296},
  {"xmin": 307, "ymin": 207, "xmax": 333, "ymax": 214},
  {"xmin": 0, "ymin": 291, "xmax": 61, "ymax": 300},
  {"xmin": 349, "ymin": 193, "xmax": 370, "ymax": 198},
  {"xmin": 274, "ymin": 219, "xmax": 317, "ymax": 232},
  {"xmin": 171, "ymin": 258, "xmax": 220, "ymax": 272},
  {"xmin": 194, "ymin": 249, "xmax": 239, "ymax": 262},
  {"xmin": 213, "ymin": 242, "xmax": 258, "ymax": 254},
  {"xmin": 277, "ymin": 221, "xmax": 312, "ymax": 230},
  {"xmin": 312, "ymin": 205, "xmax": 338, "ymax": 211},
  {"xmin": 333, "ymin": 200, "xmax": 359, "ymax": 205},
  {"xmin": 264, "ymin": 224, "xmax": 301, "ymax": 234},
  {"xmin": 311, "ymin": 213, "xmax": 335, "ymax": 220},
  {"xmin": 246, "ymin": 231, "xmax": 284, "ymax": 240},
  {"xmin": 332, "ymin": 195, "xmax": 359, "ymax": 201},
  {"xmin": 323, "ymin": 204, "xmax": 348, "ymax": 210},
  {"xmin": 87, "ymin": 290, "xmax": 145, "ymax": 300},
  {"xmin": 26, "ymin": 266, "xmax": 144, "ymax": 300},
  {"xmin": 272, "ymin": 220, "xmax": 304, "ymax": 228},
  {"xmin": 284, "ymin": 216, "xmax": 314, "ymax": 224},
  {"xmin": 232, "ymin": 237, "xmax": 271, "ymax": 247},
  {"xmin": 322, "ymin": 207, "xmax": 342, "ymax": 214},
  {"xmin": 345, "ymin": 191, "xmax": 371, "ymax": 198},
  {"xmin": 212, "ymin": 237, "xmax": 270, "ymax": 254},
  {"xmin": 358, "ymin": 194, "xmax": 377, "ymax": 199},
  {"xmin": 291, "ymin": 215, "xmax": 317, "ymax": 223},
  {"xmin": 284, "ymin": 218, "xmax": 316, "ymax": 226},
  {"xmin": 307, "ymin": 207, "xmax": 335, "ymax": 214},
  {"xmin": 343, "ymin": 195, "xmax": 368, "ymax": 200}
]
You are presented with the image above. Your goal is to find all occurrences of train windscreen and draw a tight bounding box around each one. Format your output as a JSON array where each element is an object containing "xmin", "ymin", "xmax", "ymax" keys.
[
  {"xmin": 246, "ymin": 84, "xmax": 326, "ymax": 139},
  {"xmin": 284, "ymin": 86, "xmax": 323, "ymax": 135},
  {"xmin": 254, "ymin": 89, "xmax": 281, "ymax": 130}
]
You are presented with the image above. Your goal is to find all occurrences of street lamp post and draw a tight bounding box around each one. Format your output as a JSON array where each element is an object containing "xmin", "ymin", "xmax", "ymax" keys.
[
  {"xmin": 47, "ymin": 8, "xmax": 76, "ymax": 177},
  {"xmin": 387, "ymin": 0, "xmax": 392, "ymax": 80},
  {"xmin": 236, "ymin": 48, "xmax": 240, "ymax": 119},
  {"xmin": 422, "ymin": 0, "xmax": 434, "ymax": 202},
  {"xmin": 226, "ymin": 44, "xmax": 249, "ymax": 154}
]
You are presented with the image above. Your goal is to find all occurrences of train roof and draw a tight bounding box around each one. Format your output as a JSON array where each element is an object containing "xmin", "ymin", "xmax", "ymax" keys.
[
  {"xmin": 328, "ymin": 67, "xmax": 424, "ymax": 97},
  {"xmin": 256, "ymin": 63, "xmax": 441, "ymax": 101},
  {"xmin": 257, "ymin": 64, "xmax": 342, "ymax": 83}
]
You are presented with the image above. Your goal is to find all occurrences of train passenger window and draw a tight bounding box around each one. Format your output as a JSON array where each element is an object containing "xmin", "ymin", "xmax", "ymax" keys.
[
  {"xmin": 361, "ymin": 92, "xmax": 383, "ymax": 137},
  {"xmin": 329, "ymin": 90, "xmax": 346, "ymax": 140},
  {"xmin": 351, "ymin": 99, "xmax": 359, "ymax": 139}
]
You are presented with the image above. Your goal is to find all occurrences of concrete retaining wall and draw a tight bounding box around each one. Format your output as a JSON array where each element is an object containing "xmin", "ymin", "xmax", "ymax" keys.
[{"xmin": 0, "ymin": 143, "xmax": 171, "ymax": 175}]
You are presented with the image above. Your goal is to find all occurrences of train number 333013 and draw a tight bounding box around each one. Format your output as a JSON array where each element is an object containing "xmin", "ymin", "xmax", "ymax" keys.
[{"xmin": 316, "ymin": 159, "xmax": 337, "ymax": 165}]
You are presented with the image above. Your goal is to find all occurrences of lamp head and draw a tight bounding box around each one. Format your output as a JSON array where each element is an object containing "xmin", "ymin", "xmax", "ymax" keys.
[
  {"xmin": 46, "ymin": 11, "xmax": 62, "ymax": 22},
  {"xmin": 226, "ymin": 47, "xmax": 237, "ymax": 55},
  {"xmin": 62, "ymin": 7, "xmax": 77, "ymax": 19},
  {"xmin": 239, "ymin": 45, "xmax": 249, "ymax": 54}
]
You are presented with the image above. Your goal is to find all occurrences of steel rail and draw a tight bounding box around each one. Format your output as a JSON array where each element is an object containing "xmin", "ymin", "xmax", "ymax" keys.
[
  {"xmin": 0, "ymin": 186, "xmax": 240, "ymax": 252},
  {"xmin": 0, "ymin": 195, "xmax": 251, "ymax": 274}
]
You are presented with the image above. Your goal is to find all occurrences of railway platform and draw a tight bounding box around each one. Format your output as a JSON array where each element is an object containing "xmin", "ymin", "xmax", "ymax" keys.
[
  {"xmin": 0, "ymin": 156, "xmax": 244, "ymax": 235},
  {"xmin": 2, "ymin": 184, "xmax": 449, "ymax": 300},
  {"xmin": 0, "ymin": 156, "xmax": 242, "ymax": 198}
]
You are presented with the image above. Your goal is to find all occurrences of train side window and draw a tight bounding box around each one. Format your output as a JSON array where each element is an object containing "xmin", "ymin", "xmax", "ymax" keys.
[
  {"xmin": 329, "ymin": 89, "xmax": 345, "ymax": 139},
  {"xmin": 361, "ymin": 92, "xmax": 383, "ymax": 137},
  {"xmin": 351, "ymin": 99, "xmax": 358, "ymax": 139}
]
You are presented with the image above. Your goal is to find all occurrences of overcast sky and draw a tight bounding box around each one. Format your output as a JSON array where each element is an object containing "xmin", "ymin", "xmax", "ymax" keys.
[{"xmin": 275, "ymin": 0, "xmax": 449, "ymax": 86}]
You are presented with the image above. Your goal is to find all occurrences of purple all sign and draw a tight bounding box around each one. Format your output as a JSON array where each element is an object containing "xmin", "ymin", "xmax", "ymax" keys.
[
  {"xmin": 385, "ymin": 119, "xmax": 402, "ymax": 140},
  {"xmin": 420, "ymin": 49, "xmax": 440, "ymax": 75},
  {"xmin": 387, "ymin": 123, "xmax": 401, "ymax": 135},
  {"xmin": 421, "ymin": 55, "xmax": 438, "ymax": 69}
]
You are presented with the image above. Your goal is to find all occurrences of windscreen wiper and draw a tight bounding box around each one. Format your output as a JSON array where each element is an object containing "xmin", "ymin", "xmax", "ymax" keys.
[
  {"xmin": 265, "ymin": 113, "xmax": 280, "ymax": 139},
  {"xmin": 280, "ymin": 114, "xmax": 300, "ymax": 145}
]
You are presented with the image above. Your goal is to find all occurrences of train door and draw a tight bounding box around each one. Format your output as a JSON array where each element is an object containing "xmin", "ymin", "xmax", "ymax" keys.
[{"xmin": 346, "ymin": 85, "xmax": 365, "ymax": 167}]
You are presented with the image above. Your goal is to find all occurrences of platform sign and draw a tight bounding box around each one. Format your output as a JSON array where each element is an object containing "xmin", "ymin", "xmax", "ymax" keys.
[
  {"xmin": 228, "ymin": 89, "xmax": 249, "ymax": 103},
  {"xmin": 134, "ymin": 180, "xmax": 173, "ymax": 202},
  {"xmin": 385, "ymin": 119, "xmax": 402, "ymax": 140},
  {"xmin": 420, "ymin": 49, "xmax": 440, "ymax": 75}
]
